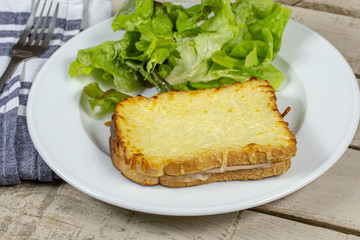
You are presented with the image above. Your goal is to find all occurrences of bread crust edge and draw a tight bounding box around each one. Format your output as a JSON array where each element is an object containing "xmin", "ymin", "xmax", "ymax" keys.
[{"xmin": 110, "ymin": 140, "xmax": 291, "ymax": 187}]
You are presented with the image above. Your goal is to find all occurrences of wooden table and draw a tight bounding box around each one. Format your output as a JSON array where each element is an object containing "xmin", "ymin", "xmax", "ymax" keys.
[{"xmin": 1, "ymin": 0, "xmax": 360, "ymax": 239}]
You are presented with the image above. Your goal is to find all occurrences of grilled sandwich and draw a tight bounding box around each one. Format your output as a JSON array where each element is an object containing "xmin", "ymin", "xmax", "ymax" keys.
[{"xmin": 109, "ymin": 78, "xmax": 297, "ymax": 187}]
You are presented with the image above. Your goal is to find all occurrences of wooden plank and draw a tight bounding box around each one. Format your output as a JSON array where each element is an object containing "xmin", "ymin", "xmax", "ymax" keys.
[
  {"xmin": 0, "ymin": 180, "xmax": 236, "ymax": 239},
  {"xmin": 26, "ymin": 184, "xmax": 239, "ymax": 239},
  {"xmin": 288, "ymin": 6, "xmax": 360, "ymax": 75},
  {"xmin": 123, "ymin": 211, "xmax": 239, "ymax": 240},
  {"xmin": 0, "ymin": 182, "xmax": 61, "ymax": 239},
  {"xmin": 275, "ymin": 0, "xmax": 303, "ymax": 6},
  {"xmin": 232, "ymin": 210, "xmax": 360, "ymax": 240},
  {"xmin": 296, "ymin": 0, "xmax": 360, "ymax": 18},
  {"xmin": 110, "ymin": 0, "xmax": 124, "ymax": 16},
  {"xmin": 27, "ymin": 183, "xmax": 134, "ymax": 239},
  {"xmin": 254, "ymin": 148, "xmax": 360, "ymax": 234},
  {"xmin": 2, "ymin": 181, "xmax": 358, "ymax": 240},
  {"xmin": 1, "ymin": 183, "xmax": 359, "ymax": 240}
]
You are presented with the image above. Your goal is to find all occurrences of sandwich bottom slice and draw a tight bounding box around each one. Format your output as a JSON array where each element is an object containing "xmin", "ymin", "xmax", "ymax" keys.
[
  {"xmin": 110, "ymin": 147, "xmax": 291, "ymax": 187},
  {"xmin": 109, "ymin": 78, "xmax": 297, "ymax": 187}
]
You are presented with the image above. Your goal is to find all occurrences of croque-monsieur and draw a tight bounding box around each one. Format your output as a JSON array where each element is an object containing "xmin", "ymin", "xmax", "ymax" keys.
[{"xmin": 109, "ymin": 78, "xmax": 297, "ymax": 187}]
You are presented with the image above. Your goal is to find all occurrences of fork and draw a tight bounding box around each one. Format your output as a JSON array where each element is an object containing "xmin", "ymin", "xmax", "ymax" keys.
[{"xmin": 0, "ymin": 0, "xmax": 59, "ymax": 93}]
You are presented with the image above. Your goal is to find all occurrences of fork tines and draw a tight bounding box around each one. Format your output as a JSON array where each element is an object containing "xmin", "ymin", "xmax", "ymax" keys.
[{"xmin": 17, "ymin": 0, "xmax": 59, "ymax": 49}]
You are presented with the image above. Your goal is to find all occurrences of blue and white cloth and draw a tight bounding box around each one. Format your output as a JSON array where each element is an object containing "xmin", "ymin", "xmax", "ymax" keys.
[{"xmin": 0, "ymin": 0, "xmax": 112, "ymax": 185}]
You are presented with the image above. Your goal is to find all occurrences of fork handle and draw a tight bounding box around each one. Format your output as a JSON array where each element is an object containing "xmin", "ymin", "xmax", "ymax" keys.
[{"xmin": 0, "ymin": 57, "xmax": 22, "ymax": 93}]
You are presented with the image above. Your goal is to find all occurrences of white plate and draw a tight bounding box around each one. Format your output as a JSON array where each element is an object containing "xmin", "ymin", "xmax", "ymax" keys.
[{"xmin": 27, "ymin": 15, "xmax": 360, "ymax": 216}]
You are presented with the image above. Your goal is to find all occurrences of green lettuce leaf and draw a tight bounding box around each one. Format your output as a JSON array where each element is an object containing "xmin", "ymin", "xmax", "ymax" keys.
[
  {"xmin": 165, "ymin": 0, "xmax": 240, "ymax": 85},
  {"xmin": 112, "ymin": 0, "xmax": 154, "ymax": 32},
  {"xmin": 83, "ymin": 82, "xmax": 130, "ymax": 115},
  {"xmin": 114, "ymin": 1, "xmax": 177, "ymax": 75},
  {"xmin": 69, "ymin": 41, "xmax": 144, "ymax": 92},
  {"xmin": 163, "ymin": 0, "xmax": 290, "ymax": 90},
  {"xmin": 69, "ymin": 59, "xmax": 94, "ymax": 78}
]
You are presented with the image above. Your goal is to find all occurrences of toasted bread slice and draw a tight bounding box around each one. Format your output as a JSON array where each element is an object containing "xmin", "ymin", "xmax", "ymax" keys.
[
  {"xmin": 159, "ymin": 159, "xmax": 291, "ymax": 187},
  {"xmin": 110, "ymin": 78, "xmax": 297, "ymax": 186},
  {"xmin": 110, "ymin": 143, "xmax": 291, "ymax": 187}
]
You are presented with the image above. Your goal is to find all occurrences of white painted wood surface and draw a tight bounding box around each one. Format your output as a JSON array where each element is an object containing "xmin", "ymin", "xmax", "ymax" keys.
[
  {"xmin": 296, "ymin": 0, "xmax": 360, "ymax": 18},
  {"xmin": 255, "ymin": 149, "xmax": 360, "ymax": 233},
  {"xmin": 233, "ymin": 211, "xmax": 360, "ymax": 240},
  {"xmin": 1, "ymin": 181, "xmax": 360, "ymax": 239},
  {"xmin": 1, "ymin": 0, "xmax": 360, "ymax": 239}
]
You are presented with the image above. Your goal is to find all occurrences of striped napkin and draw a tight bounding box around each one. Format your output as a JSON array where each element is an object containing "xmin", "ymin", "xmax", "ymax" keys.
[{"xmin": 0, "ymin": 0, "xmax": 112, "ymax": 185}]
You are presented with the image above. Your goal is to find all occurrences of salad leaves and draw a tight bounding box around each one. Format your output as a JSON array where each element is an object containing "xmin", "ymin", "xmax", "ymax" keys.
[
  {"xmin": 69, "ymin": 0, "xmax": 291, "ymax": 113},
  {"xmin": 83, "ymin": 82, "xmax": 130, "ymax": 115},
  {"xmin": 69, "ymin": 41, "xmax": 144, "ymax": 92}
]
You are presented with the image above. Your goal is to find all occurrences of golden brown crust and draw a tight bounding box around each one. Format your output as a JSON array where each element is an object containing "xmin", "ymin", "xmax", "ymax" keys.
[
  {"xmin": 110, "ymin": 139, "xmax": 291, "ymax": 187},
  {"xmin": 110, "ymin": 119, "xmax": 165, "ymax": 177},
  {"xmin": 159, "ymin": 159, "xmax": 291, "ymax": 188},
  {"xmin": 109, "ymin": 79, "xmax": 297, "ymax": 186},
  {"xmin": 110, "ymin": 133, "xmax": 159, "ymax": 186},
  {"xmin": 162, "ymin": 144, "xmax": 295, "ymax": 176}
]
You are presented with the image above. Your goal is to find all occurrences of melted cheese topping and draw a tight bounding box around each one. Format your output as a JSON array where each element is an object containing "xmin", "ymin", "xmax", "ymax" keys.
[{"xmin": 115, "ymin": 81, "xmax": 294, "ymax": 166}]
